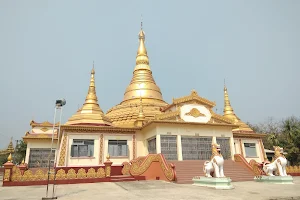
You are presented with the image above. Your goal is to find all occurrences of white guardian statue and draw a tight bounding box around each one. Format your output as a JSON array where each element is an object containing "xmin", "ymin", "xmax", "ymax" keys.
[
  {"xmin": 263, "ymin": 146, "xmax": 288, "ymax": 176},
  {"xmin": 203, "ymin": 143, "xmax": 225, "ymax": 178}
]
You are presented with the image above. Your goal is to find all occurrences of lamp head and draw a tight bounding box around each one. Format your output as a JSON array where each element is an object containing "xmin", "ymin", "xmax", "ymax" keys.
[{"xmin": 56, "ymin": 99, "xmax": 66, "ymax": 107}]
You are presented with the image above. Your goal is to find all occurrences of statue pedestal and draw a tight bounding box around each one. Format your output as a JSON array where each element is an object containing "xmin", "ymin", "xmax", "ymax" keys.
[
  {"xmin": 254, "ymin": 175, "xmax": 294, "ymax": 184},
  {"xmin": 192, "ymin": 176, "xmax": 234, "ymax": 190}
]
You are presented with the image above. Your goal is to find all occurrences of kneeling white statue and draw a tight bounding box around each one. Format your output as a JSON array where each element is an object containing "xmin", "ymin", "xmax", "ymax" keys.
[
  {"xmin": 203, "ymin": 143, "xmax": 225, "ymax": 178},
  {"xmin": 263, "ymin": 146, "xmax": 288, "ymax": 176}
]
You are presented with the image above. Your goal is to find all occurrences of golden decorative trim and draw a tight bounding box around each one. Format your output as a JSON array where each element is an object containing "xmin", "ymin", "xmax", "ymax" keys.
[
  {"xmin": 61, "ymin": 125, "xmax": 139, "ymax": 133},
  {"xmin": 97, "ymin": 168, "xmax": 105, "ymax": 178},
  {"xmin": 239, "ymin": 139, "xmax": 244, "ymax": 157},
  {"xmin": 105, "ymin": 166, "xmax": 111, "ymax": 177},
  {"xmin": 185, "ymin": 108, "xmax": 205, "ymax": 118},
  {"xmin": 99, "ymin": 134, "xmax": 103, "ymax": 164},
  {"xmin": 233, "ymin": 133, "xmax": 266, "ymax": 138},
  {"xmin": 40, "ymin": 127, "xmax": 49, "ymax": 132},
  {"xmin": 155, "ymin": 110, "xmax": 180, "ymax": 120},
  {"xmin": 249, "ymin": 159, "xmax": 264, "ymax": 176},
  {"xmin": 129, "ymin": 154, "xmax": 175, "ymax": 181},
  {"xmin": 4, "ymin": 169, "xmax": 10, "ymax": 181},
  {"xmin": 9, "ymin": 167, "xmax": 110, "ymax": 182},
  {"xmin": 211, "ymin": 113, "xmax": 234, "ymax": 124},
  {"xmin": 121, "ymin": 162, "xmax": 131, "ymax": 175},
  {"xmin": 56, "ymin": 169, "xmax": 66, "ymax": 180},
  {"xmin": 66, "ymin": 169, "xmax": 76, "ymax": 179},
  {"xmin": 77, "ymin": 168, "xmax": 87, "ymax": 179},
  {"xmin": 142, "ymin": 120, "xmax": 238, "ymax": 129},
  {"xmin": 173, "ymin": 91, "xmax": 216, "ymax": 107},
  {"xmin": 86, "ymin": 168, "xmax": 96, "ymax": 178},
  {"xmin": 58, "ymin": 134, "xmax": 67, "ymax": 166},
  {"xmin": 30, "ymin": 120, "xmax": 59, "ymax": 128},
  {"xmin": 286, "ymin": 166, "xmax": 300, "ymax": 173}
]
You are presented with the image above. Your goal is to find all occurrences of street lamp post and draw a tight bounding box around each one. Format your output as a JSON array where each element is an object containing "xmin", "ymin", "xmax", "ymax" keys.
[{"xmin": 42, "ymin": 99, "xmax": 66, "ymax": 200}]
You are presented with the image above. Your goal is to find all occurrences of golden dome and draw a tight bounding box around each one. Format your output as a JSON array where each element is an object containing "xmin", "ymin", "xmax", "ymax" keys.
[
  {"xmin": 106, "ymin": 28, "xmax": 167, "ymax": 127},
  {"xmin": 66, "ymin": 67, "xmax": 112, "ymax": 126},
  {"xmin": 223, "ymin": 86, "xmax": 253, "ymax": 132}
]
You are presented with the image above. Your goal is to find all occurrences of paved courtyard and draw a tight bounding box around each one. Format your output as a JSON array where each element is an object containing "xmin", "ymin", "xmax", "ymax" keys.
[{"xmin": 0, "ymin": 176, "xmax": 299, "ymax": 200}]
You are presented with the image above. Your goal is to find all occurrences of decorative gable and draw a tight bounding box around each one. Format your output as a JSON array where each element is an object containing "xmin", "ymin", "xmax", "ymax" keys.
[{"xmin": 156, "ymin": 90, "xmax": 233, "ymax": 125}]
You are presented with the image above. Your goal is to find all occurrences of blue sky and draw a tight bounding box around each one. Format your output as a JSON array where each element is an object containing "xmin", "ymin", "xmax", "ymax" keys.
[{"xmin": 0, "ymin": 0, "xmax": 299, "ymax": 148}]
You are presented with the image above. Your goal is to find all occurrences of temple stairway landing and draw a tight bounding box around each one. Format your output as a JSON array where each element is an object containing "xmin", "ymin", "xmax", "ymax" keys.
[{"xmin": 171, "ymin": 160, "xmax": 255, "ymax": 184}]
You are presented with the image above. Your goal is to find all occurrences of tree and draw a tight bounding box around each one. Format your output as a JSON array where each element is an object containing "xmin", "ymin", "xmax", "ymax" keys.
[
  {"xmin": 281, "ymin": 116, "xmax": 300, "ymax": 165},
  {"xmin": 13, "ymin": 140, "xmax": 27, "ymax": 165},
  {"xmin": 249, "ymin": 116, "xmax": 300, "ymax": 165},
  {"xmin": 0, "ymin": 154, "xmax": 8, "ymax": 166}
]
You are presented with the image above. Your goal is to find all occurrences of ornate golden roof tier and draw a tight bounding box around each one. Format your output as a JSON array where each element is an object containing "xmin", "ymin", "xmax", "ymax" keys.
[
  {"xmin": 223, "ymin": 85, "xmax": 253, "ymax": 132},
  {"xmin": 66, "ymin": 67, "xmax": 112, "ymax": 126},
  {"xmin": 106, "ymin": 28, "xmax": 168, "ymax": 127}
]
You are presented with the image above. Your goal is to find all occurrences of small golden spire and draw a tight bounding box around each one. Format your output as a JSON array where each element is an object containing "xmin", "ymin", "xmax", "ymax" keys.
[
  {"xmin": 7, "ymin": 153, "xmax": 12, "ymax": 163},
  {"xmin": 21, "ymin": 158, "xmax": 25, "ymax": 164},
  {"xmin": 137, "ymin": 29, "xmax": 147, "ymax": 58},
  {"xmin": 223, "ymin": 83, "xmax": 235, "ymax": 120},
  {"xmin": 223, "ymin": 84, "xmax": 253, "ymax": 132},
  {"xmin": 7, "ymin": 137, "xmax": 14, "ymax": 153},
  {"xmin": 106, "ymin": 153, "xmax": 110, "ymax": 161},
  {"xmin": 66, "ymin": 65, "xmax": 112, "ymax": 125}
]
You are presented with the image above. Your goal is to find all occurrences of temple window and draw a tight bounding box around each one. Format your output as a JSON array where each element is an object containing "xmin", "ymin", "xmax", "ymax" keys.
[
  {"xmin": 161, "ymin": 135, "xmax": 177, "ymax": 160},
  {"xmin": 71, "ymin": 139, "xmax": 94, "ymax": 157},
  {"xmin": 147, "ymin": 137, "xmax": 156, "ymax": 154},
  {"xmin": 28, "ymin": 148, "xmax": 55, "ymax": 168},
  {"xmin": 244, "ymin": 143, "xmax": 257, "ymax": 157},
  {"xmin": 108, "ymin": 140, "xmax": 128, "ymax": 157}
]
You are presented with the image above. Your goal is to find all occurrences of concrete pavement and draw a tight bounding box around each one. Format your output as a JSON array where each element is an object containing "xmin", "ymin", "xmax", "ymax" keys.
[{"xmin": 0, "ymin": 176, "xmax": 299, "ymax": 200}]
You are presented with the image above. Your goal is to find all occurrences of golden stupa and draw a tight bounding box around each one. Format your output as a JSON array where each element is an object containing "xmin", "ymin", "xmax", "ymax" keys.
[
  {"xmin": 223, "ymin": 85, "xmax": 253, "ymax": 132},
  {"xmin": 66, "ymin": 66, "xmax": 112, "ymax": 126},
  {"xmin": 106, "ymin": 28, "xmax": 168, "ymax": 127}
]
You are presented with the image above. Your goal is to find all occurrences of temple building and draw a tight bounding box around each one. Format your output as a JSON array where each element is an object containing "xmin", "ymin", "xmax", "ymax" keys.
[{"xmin": 23, "ymin": 27, "xmax": 266, "ymax": 168}]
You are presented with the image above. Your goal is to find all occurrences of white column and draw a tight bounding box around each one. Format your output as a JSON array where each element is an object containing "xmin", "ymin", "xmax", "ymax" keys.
[
  {"xmin": 177, "ymin": 135, "xmax": 182, "ymax": 161},
  {"xmin": 230, "ymin": 137, "xmax": 235, "ymax": 160},
  {"xmin": 156, "ymin": 134, "xmax": 161, "ymax": 154},
  {"xmin": 25, "ymin": 145, "xmax": 30, "ymax": 164}
]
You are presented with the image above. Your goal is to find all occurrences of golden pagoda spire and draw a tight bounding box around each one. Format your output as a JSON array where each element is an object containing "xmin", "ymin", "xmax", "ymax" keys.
[
  {"xmin": 223, "ymin": 84, "xmax": 236, "ymax": 121},
  {"xmin": 66, "ymin": 65, "xmax": 112, "ymax": 125},
  {"xmin": 122, "ymin": 24, "xmax": 165, "ymax": 104},
  {"xmin": 223, "ymin": 83, "xmax": 253, "ymax": 132},
  {"xmin": 7, "ymin": 137, "xmax": 14, "ymax": 153}
]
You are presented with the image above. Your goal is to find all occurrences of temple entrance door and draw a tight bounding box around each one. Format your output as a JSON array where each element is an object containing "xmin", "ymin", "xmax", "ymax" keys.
[
  {"xmin": 161, "ymin": 135, "xmax": 178, "ymax": 160},
  {"xmin": 216, "ymin": 137, "xmax": 231, "ymax": 159},
  {"xmin": 181, "ymin": 136, "xmax": 212, "ymax": 160}
]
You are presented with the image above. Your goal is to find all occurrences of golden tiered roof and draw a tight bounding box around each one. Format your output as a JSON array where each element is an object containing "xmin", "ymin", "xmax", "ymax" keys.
[
  {"xmin": 223, "ymin": 85, "xmax": 253, "ymax": 132},
  {"xmin": 106, "ymin": 28, "xmax": 167, "ymax": 127},
  {"xmin": 66, "ymin": 67, "xmax": 112, "ymax": 126}
]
